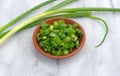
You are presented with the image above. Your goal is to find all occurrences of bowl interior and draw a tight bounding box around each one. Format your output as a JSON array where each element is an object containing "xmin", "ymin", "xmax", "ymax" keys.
[{"xmin": 33, "ymin": 17, "xmax": 86, "ymax": 59}]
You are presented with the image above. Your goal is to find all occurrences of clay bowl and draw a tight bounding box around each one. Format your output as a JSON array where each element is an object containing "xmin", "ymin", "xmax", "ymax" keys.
[{"xmin": 33, "ymin": 17, "xmax": 86, "ymax": 59}]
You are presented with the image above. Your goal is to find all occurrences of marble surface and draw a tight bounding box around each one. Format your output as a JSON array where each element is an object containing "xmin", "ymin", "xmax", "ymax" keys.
[{"xmin": 0, "ymin": 0, "xmax": 120, "ymax": 76}]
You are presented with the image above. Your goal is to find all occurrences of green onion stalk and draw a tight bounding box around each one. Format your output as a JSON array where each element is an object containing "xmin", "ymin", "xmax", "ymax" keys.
[
  {"xmin": 0, "ymin": 8, "xmax": 120, "ymax": 46},
  {"xmin": 0, "ymin": 10, "xmax": 91, "ymax": 45},
  {"xmin": 88, "ymin": 16, "xmax": 108, "ymax": 47},
  {"xmin": 0, "ymin": 0, "xmax": 56, "ymax": 33},
  {"xmin": 0, "ymin": 11, "xmax": 91, "ymax": 38},
  {"xmin": 0, "ymin": 0, "xmax": 78, "ymax": 33}
]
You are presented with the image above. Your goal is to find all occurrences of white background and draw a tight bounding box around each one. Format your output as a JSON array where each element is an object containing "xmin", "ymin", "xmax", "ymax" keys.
[{"xmin": 0, "ymin": 0, "xmax": 120, "ymax": 76}]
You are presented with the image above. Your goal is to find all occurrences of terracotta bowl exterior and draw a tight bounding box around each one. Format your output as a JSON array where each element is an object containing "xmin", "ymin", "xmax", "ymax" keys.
[{"xmin": 33, "ymin": 17, "xmax": 86, "ymax": 59}]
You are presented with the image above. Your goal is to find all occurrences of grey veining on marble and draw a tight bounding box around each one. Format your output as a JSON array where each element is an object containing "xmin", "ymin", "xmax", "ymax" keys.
[{"xmin": 0, "ymin": 0, "xmax": 120, "ymax": 76}]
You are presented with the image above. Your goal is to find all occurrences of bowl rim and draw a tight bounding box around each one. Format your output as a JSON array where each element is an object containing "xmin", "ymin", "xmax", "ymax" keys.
[{"xmin": 33, "ymin": 17, "xmax": 86, "ymax": 59}]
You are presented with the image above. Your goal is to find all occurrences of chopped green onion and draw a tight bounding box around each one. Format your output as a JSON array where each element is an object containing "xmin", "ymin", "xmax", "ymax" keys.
[{"xmin": 36, "ymin": 20, "xmax": 83, "ymax": 56}]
